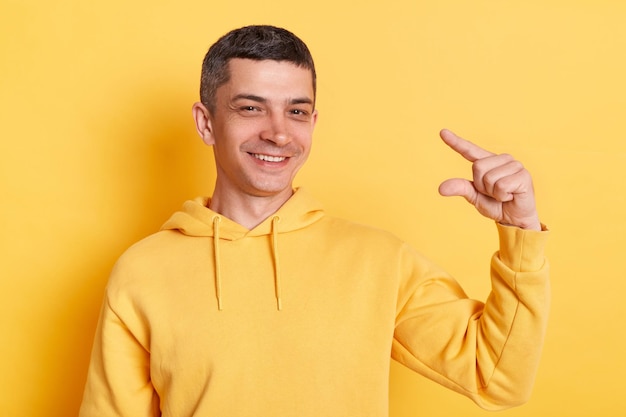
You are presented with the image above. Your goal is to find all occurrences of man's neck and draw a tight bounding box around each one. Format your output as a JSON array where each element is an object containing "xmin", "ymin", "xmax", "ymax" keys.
[{"xmin": 208, "ymin": 186, "xmax": 294, "ymax": 230}]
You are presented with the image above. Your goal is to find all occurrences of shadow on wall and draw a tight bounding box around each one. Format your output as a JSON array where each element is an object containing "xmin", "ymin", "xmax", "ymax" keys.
[{"xmin": 46, "ymin": 83, "xmax": 213, "ymax": 416}]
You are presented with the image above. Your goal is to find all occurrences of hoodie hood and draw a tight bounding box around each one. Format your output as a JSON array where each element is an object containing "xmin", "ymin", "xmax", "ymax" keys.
[
  {"xmin": 159, "ymin": 188, "xmax": 325, "ymax": 311},
  {"xmin": 161, "ymin": 187, "xmax": 324, "ymax": 240}
]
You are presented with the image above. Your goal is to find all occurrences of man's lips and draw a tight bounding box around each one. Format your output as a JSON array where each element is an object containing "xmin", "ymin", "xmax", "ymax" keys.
[{"xmin": 250, "ymin": 153, "xmax": 287, "ymax": 162}]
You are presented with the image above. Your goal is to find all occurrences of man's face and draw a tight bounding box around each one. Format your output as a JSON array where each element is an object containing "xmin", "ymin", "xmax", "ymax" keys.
[{"xmin": 203, "ymin": 58, "xmax": 317, "ymax": 200}]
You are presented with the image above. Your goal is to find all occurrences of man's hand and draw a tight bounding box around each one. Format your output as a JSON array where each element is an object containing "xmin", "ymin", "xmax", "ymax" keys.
[{"xmin": 438, "ymin": 129, "xmax": 542, "ymax": 231}]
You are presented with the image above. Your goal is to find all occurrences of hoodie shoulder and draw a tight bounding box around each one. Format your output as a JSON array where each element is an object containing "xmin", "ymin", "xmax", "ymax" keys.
[{"xmin": 160, "ymin": 197, "xmax": 219, "ymax": 237}]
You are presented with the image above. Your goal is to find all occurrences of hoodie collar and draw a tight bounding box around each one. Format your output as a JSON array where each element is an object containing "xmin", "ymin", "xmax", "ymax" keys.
[{"xmin": 160, "ymin": 187, "xmax": 324, "ymax": 240}]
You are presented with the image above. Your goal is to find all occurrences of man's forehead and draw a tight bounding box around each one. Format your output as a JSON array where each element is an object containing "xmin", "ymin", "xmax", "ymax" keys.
[
  {"xmin": 226, "ymin": 58, "xmax": 311, "ymax": 76},
  {"xmin": 223, "ymin": 58, "xmax": 315, "ymax": 98}
]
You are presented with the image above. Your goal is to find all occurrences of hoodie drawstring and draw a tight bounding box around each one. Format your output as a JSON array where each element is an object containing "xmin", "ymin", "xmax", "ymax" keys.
[
  {"xmin": 212, "ymin": 216, "xmax": 223, "ymax": 311},
  {"xmin": 211, "ymin": 215, "xmax": 282, "ymax": 311},
  {"xmin": 271, "ymin": 216, "xmax": 282, "ymax": 311}
]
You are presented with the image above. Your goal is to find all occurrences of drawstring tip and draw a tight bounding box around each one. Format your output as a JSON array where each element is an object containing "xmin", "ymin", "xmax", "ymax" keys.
[
  {"xmin": 217, "ymin": 297, "xmax": 223, "ymax": 311},
  {"xmin": 277, "ymin": 298, "xmax": 282, "ymax": 311}
]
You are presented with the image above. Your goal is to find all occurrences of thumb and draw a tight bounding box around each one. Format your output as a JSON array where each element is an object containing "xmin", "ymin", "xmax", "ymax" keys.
[
  {"xmin": 438, "ymin": 178, "xmax": 478, "ymax": 204},
  {"xmin": 439, "ymin": 178, "xmax": 503, "ymax": 223}
]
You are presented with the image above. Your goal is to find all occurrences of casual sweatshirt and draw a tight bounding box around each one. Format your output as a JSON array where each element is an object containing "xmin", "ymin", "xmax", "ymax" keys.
[{"xmin": 79, "ymin": 188, "xmax": 550, "ymax": 417}]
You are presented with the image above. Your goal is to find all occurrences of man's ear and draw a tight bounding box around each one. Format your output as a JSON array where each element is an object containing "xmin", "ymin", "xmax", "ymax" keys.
[
  {"xmin": 311, "ymin": 109, "xmax": 319, "ymax": 129},
  {"xmin": 192, "ymin": 102, "xmax": 215, "ymax": 146}
]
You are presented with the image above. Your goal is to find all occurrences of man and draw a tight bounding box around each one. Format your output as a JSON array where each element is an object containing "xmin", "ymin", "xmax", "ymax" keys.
[{"xmin": 80, "ymin": 25, "xmax": 549, "ymax": 416}]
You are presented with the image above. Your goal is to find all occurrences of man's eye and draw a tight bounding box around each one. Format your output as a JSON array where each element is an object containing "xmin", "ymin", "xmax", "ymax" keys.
[{"xmin": 291, "ymin": 109, "xmax": 308, "ymax": 116}]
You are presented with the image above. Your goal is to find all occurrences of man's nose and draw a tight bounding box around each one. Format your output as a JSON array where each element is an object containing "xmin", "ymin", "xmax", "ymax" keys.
[{"xmin": 260, "ymin": 113, "xmax": 291, "ymax": 145}]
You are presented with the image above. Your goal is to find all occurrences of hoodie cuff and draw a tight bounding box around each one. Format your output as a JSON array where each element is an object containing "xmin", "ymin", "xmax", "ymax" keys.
[{"xmin": 496, "ymin": 222, "xmax": 549, "ymax": 272}]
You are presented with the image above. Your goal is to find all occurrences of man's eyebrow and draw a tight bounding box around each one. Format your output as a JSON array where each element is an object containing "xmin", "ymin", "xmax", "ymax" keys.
[
  {"xmin": 232, "ymin": 94, "xmax": 266, "ymax": 103},
  {"xmin": 231, "ymin": 94, "xmax": 313, "ymax": 106},
  {"xmin": 289, "ymin": 97, "xmax": 314, "ymax": 105}
]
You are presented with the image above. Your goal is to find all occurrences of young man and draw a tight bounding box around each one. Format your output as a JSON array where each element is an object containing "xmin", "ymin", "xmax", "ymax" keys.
[{"xmin": 80, "ymin": 25, "xmax": 549, "ymax": 417}]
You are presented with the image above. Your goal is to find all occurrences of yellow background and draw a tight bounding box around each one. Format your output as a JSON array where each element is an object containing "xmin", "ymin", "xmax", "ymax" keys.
[{"xmin": 2, "ymin": 0, "xmax": 625, "ymax": 416}]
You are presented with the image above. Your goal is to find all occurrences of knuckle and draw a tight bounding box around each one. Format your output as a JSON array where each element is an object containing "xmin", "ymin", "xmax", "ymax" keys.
[
  {"xmin": 511, "ymin": 159, "xmax": 524, "ymax": 171},
  {"xmin": 492, "ymin": 182, "xmax": 509, "ymax": 200},
  {"xmin": 483, "ymin": 170, "xmax": 498, "ymax": 185},
  {"xmin": 472, "ymin": 161, "xmax": 485, "ymax": 177},
  {"xmin": 500, "ymin": 153, "xmax": 518, "ymax": 165}
]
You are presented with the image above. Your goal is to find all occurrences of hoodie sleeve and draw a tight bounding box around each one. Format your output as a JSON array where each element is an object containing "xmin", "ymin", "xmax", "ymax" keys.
[
  {"xmin": 79, "ymin": 290, "xmax": 160, "ymax": 417},
  {"xmin": 391, "ymin": 223, "xmax": 550, "ymax": 410}
]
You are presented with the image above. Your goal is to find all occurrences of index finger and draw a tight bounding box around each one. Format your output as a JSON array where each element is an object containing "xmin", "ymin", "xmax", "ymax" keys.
[{"xmin": 440, "ymin": 129, "xmax": 494, "ymax": 162}]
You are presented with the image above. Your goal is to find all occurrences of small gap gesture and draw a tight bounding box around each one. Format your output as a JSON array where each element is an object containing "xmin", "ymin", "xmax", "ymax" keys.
[{"xmin": 438, "ymin": 129, "xmax": 542, "ymax": 231}]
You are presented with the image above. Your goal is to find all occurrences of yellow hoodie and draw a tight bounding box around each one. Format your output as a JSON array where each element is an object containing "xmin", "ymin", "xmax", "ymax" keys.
[{"xmin": 79, "ymin": 188, "xmax": 550, "ymax": 417}]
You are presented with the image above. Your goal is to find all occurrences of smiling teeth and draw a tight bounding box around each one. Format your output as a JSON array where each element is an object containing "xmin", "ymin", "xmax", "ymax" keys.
[{"xmin": 254, "ymin": 154, "xmax": 286, "ymax": 162}]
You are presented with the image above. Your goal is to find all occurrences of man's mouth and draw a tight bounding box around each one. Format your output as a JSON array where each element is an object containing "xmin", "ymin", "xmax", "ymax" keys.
[{"xmin": 252, "ymin": 153, "xmax": 287, "ymax": 162}]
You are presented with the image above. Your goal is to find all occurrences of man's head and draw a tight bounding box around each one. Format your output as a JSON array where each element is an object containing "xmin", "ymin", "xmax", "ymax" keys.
[
  {"xmin": 200, "ymin": 25, "xmax": 316, "ymax": 113},
  {"xmin": 192, "ymin": 26, "xmax": 318, "ymax": 209}
]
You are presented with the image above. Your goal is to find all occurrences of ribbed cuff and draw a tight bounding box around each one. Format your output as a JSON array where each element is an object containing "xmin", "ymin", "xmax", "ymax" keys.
[{"xmin": 496, "ymin": 222, "xmax": 549, "ymax": 272}]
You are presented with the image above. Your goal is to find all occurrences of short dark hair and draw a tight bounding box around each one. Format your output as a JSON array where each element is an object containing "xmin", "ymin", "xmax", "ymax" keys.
[{"xmin": 199, "ymin": 25, "xmax": 316, "ymax": 112}]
